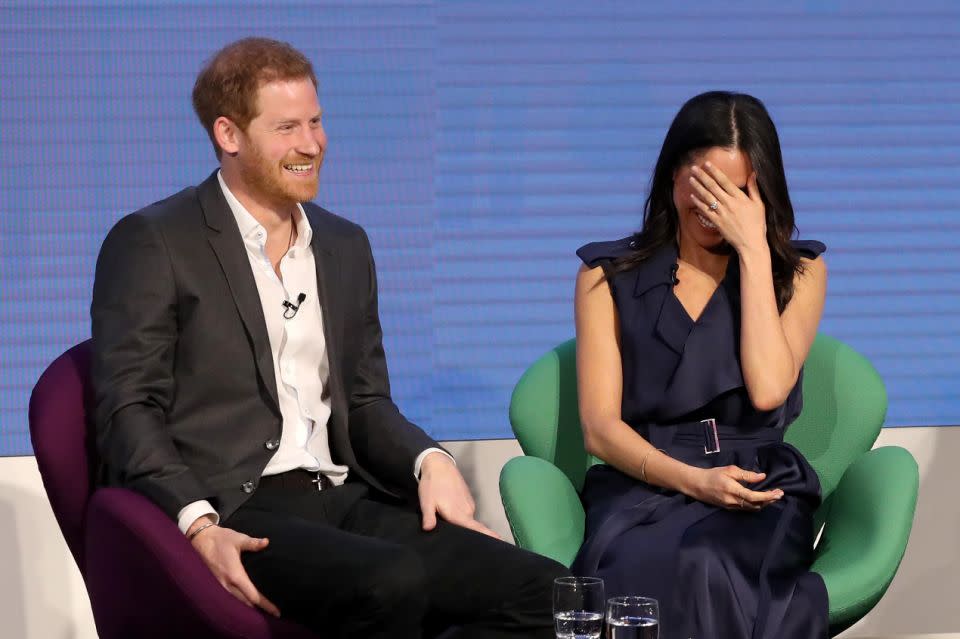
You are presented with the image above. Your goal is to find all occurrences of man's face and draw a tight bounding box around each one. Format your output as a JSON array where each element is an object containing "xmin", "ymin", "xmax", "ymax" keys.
[{"xmin": 235, "ymin": 77, "xmax": 326, "ymax": 205}]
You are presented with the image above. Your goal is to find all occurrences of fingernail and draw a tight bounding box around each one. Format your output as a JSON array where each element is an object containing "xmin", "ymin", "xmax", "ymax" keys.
[{"xmin": 705, "ymin": 161, "xmax": 712, "ymax": 167}]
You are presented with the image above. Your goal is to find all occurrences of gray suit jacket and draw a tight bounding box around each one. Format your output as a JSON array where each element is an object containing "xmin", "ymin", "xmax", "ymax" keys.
[{"xmin": 91, "ymin": 171, "xmax": 440, "ymax": 521}]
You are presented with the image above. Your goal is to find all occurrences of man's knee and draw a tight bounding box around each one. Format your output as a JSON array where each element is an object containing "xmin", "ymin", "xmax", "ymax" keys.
[
  {"xmin": 504, "ymin": 550, "xmax": 571, "ymax": 616},
  {"xmin": 357, "ymin": 547, "xmax": 428, "ymax": 616},
  {"xmin": 529, "ymin": 555, "xmax": 570, "ymax": 595}
]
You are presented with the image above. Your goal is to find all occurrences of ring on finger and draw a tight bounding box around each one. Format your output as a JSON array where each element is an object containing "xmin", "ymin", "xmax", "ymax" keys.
[{"xmin": 709, "ymin": 200, "xmax": 719, "ymax": 211}]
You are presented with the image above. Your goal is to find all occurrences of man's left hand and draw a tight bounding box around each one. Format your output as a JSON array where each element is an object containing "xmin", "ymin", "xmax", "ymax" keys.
[{"xmin": 418, "ymin": 452, "xmax": 501, "ymax": 539}]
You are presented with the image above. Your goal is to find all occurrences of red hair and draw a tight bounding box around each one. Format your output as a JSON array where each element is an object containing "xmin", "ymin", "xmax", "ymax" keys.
[{"xmin": 192, "ymin": 38, "xmax": 317, "ymax": 158}]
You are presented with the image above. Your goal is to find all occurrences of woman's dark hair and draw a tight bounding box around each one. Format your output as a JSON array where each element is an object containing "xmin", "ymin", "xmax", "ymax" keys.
[{"xmin": 613, "ymin": 91, "xmax": 803, "ymax": 311}]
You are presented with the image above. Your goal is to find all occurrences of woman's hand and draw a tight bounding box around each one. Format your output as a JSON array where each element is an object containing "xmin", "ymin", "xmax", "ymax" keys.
[
  {"xmin": 685, "ymin": 465, "xmax": 783, "ymax": 511},
  {"xmin": 688, "ymin": 162, "xmax": 767, "ymax": 255}
]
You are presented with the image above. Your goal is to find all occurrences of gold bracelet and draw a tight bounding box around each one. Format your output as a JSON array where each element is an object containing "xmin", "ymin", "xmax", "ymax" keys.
[
  {"xmin": 188, "ymin": 521, "xmax": 217, "ymax": 541},
  {"xmin": 640, "ymin": 448, "xmax": 666, "ymax": 483}
]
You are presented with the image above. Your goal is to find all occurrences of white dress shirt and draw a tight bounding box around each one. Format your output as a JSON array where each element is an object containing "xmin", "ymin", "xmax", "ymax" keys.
[{"xmin": 176, "ymin": 173, "xmax": 449, "ymax": 533}]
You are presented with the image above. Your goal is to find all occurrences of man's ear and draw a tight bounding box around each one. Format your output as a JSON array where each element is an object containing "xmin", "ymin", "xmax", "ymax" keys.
[{"xmin": 212, "ymin": 116, "xmax": 241, "ymax": 156}]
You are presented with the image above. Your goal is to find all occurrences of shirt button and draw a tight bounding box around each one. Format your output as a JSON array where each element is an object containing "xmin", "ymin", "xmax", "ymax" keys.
[
  {"xmin": 265, "ymin": 439, "xmax": 280, "ymax": 451},
  {"xmin": 629, "ymin": 240, "xmax": 637, "ymax": 247},
  {"xmin": 241, "ymin": 481, "xmax": 255, "ymax": 494}
]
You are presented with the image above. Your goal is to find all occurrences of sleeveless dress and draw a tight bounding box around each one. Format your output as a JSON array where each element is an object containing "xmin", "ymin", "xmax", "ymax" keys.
[{"xmin": 571, "ymin": 238, "xmax": 829, "ymax": 639}]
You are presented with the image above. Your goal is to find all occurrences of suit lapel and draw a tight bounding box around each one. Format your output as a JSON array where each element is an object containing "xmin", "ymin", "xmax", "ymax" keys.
[
  {"xmin": 197, "ymin": 171, "xmax": 281, "ymax": 414},
  {"xmin": 307, "ymin": 210, "xmax": 345, "ymax": 409}
]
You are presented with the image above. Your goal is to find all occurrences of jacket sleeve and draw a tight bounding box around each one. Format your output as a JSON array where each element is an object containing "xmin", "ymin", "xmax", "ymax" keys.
[
  {"xmin": 346, "ymin": 227, "xmax": 445, "ymax": 495},
  {"xmin": 91, "ymin": 212, "xmax": 214, "ymax": 520}
]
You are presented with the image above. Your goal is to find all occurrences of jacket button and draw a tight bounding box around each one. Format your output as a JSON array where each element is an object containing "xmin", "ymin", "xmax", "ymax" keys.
[
  {"xmin": 241, "ymin": 481, "xmax": 255, "ymax": 494},
  {"xmin": 265, "ymin": 439, "xmax": 280, "ymax": 451}
]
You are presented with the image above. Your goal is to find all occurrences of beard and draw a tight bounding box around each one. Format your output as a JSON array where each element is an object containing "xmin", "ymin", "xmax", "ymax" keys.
[{"xmin": 237, "ymin": 140, "xmax": 320, "ymax": 206}]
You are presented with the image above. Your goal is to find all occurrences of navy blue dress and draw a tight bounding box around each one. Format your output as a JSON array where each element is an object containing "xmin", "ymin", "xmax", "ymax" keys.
[{"xmin": 571, "ymin": 238, "xmax": 829, "ymax": 639}]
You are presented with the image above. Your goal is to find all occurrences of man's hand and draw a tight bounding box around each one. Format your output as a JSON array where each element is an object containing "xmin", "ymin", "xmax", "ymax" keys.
[
  {"xmin": 187, "ymin": 515, "xmax": 281, "ymax": 617},
  {"xmin": 418, "ymin": 452, "xmax": 501, "ymax": 539}
]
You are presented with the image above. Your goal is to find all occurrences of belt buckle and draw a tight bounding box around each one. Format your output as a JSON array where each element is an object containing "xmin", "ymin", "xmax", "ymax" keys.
[
  {"xmin": 701, "ymin": 418, "xmax": 720, "ymax": 455},
  {"xmin": 311, "ymin": 472, "xmax": 326, "ymax": 491}
]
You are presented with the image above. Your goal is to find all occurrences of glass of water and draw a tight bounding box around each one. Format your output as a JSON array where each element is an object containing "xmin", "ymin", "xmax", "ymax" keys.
[
  {"xmin": 606, "ymin": 596, "xmax": 659, "ymax": 639},
  {"xmin": 553, "ymin": 576, "xmax": 605, "ymax": 639}
]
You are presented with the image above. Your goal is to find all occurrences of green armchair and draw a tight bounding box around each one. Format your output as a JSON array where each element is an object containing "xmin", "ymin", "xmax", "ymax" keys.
[{"xmin": 500, "ymin": 334, "xmax": 918, "ymax": 635}]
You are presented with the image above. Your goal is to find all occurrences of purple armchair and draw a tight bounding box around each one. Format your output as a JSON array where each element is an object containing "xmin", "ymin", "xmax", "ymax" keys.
[{"xmin": 29, "ymin": 341, "xmax": 317, "ymax": 639}]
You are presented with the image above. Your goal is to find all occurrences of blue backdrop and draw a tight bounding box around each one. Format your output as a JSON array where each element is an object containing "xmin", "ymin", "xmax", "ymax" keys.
[{"xmin": 2, "ymin": 1, "xmax": 958, "ymax": 454}]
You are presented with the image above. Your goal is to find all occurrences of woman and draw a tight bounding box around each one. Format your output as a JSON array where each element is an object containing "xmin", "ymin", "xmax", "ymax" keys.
[{"xmin": 572, "ymin": 91, "xmax": 828, "ymax": 638}]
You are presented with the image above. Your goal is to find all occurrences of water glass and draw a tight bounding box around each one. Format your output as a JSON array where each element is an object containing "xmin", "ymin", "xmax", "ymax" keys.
[
  {"xmin": 553, "ymin": 576, "xmax": 605, "ymax": 639},
  {"xmin": 606, "ymin": 596, "xmax": 659, "ymax": 639}
]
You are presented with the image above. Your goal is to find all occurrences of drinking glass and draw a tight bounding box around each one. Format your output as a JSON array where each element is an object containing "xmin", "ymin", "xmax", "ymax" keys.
[
  {"xmin": 605, "ymin": 596, "xmax": 659, "ymax": 639},
  {"xmin": 553, "ymin": 576, "xmax": 605, "ymax": 639}
]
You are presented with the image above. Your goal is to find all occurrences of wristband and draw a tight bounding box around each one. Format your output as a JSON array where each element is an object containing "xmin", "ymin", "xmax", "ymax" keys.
[
  {"xmin": 188, "ymin": 521, "xmax": 217, "ymax": 541},
  {"xmin": 640, "ymin": 448, "xmax": 666, "ymax": 482}
]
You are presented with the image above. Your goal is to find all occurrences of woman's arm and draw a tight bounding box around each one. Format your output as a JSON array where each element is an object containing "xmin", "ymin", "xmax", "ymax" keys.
[
  {"xmin": 690, "ymin": 162, "xmax": 827, "ymax": 411},
  {"xmin": 739, "ymin": 250, "xmax": 826, "ymax": 410},
  {"xmin": 575, "ymin": 264, "xmax": 780, "ymax": 509},
  {"xmin": 575, "ymin": 264, "xmax": 685, "ymax": 489}
]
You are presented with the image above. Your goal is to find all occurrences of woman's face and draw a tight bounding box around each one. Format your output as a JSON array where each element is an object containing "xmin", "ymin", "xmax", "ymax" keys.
[{"xmin": 672, "ymin": 146, "xmax": 753, "ymax": 252}]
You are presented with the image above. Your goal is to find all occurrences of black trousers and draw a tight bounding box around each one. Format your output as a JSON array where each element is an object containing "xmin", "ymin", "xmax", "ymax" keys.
[{"xmin": 224, "ymin": 471, "xmax": 569, "ymax": 639}]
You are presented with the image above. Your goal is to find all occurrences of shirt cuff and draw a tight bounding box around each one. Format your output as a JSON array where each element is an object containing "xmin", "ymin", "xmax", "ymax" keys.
[
  {"xmin": 414, "ymin": 447, "xmax": 456, "ymax": 482},
  {"xmin": 177, "ymin": 500, "xmax": 220, "ymax": 535}
]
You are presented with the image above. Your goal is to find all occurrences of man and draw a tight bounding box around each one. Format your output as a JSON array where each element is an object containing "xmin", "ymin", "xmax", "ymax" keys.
[{"xmin": 91, "ymin": 37, "xmax": 566, "ymax": 638}]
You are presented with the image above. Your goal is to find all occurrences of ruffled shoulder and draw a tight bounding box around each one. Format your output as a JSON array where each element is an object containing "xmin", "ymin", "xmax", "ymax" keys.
[
  {"xmin": 791, "ymin": 239, "xmax": 826, "ymax": 259},
  {"xmin": 576, "ymin": 236, "xmax": 636, "ymax": 269}
]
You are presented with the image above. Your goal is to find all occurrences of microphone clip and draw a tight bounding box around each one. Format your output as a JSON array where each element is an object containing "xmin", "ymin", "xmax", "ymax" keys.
[{"xmin": 282, "ymin": 293, "xmax": 307, "ymax": 319}]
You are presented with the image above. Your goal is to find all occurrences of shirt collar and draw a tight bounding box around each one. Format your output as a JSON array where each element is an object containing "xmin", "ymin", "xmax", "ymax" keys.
[{"xmin": 217, "ymin": 170, "xmax": 313, "ymax": 248}]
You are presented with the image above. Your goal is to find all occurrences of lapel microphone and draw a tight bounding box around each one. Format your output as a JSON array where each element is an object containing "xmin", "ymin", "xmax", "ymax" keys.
[{"xmin": 282, "ymin": 293, "xmax": 307, "ymax": 319}]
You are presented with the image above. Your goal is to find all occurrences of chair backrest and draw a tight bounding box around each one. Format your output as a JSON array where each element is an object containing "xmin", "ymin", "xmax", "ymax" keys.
[
  {"xmin": 509, "ymin": 334, "xmax": 888, "ymax": 500},
  {"xmin": 783, "ymin": 334, "xmax": 887, "ymax": 499},
  {"xmin": 28, "ymin": 340, "xmax": 96, "ymax": 571},
  {"xmin": 510, "ymin": 339, "xmax": 591, "ymax": 491}
]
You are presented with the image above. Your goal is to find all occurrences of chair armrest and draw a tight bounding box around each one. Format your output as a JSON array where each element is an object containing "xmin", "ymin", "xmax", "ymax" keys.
[
  {"xmin": 811, "ymin": 446, "xmax": 919, "ymax": 634},
  {"xmin": 500, "ymin": 456, "xmax": 585, "ymax": 567},
  {"xmin": 84, "ymin": 487, "xmax": 313, "ymax": 638}
]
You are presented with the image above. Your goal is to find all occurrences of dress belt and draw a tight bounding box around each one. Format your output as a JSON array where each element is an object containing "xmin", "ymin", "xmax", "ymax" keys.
[{"xmin": 634, "ymin": 419, "xmax": 784, "ymax": 455}]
